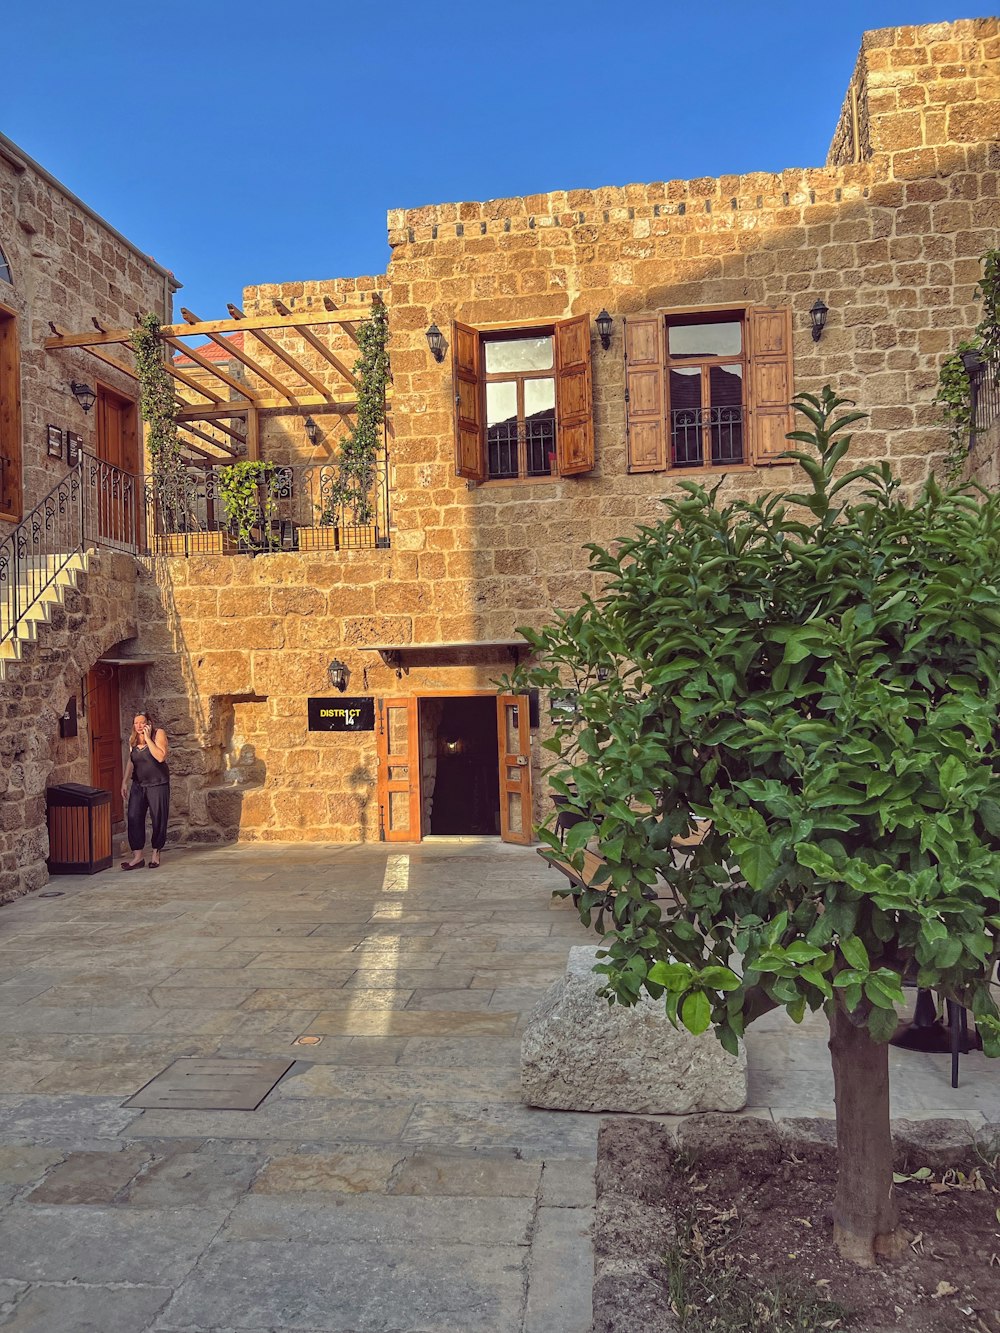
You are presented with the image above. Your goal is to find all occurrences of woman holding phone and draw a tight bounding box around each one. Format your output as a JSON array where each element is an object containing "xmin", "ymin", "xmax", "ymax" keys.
[{"xmin": 120, "ymin": 709, "xmax": 170, "ymax": 869}]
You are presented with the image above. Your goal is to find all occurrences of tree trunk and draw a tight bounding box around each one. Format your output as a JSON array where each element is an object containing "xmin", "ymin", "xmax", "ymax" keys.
[{"xmin": 828, "ymin": 1001, "xmax": 903, "ymax": 1265}]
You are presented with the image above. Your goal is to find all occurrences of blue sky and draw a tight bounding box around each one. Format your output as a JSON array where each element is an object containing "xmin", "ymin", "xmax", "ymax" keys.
[{"xmin": 3, "ymin": 2, "xmax": 968, "ymax": 318}]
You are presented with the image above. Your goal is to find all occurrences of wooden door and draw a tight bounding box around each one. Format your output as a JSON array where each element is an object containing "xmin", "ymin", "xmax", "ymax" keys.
[
  {"xmin": 87, "ymin": 665, "xmax": 123, "ymax": 822},
  {"xmin": 95, "ymin": 385, "xmax": 141, "ymax": 547},
  {"xmin": 376, "ymin": 698, "xmax": 421, "ymax": 841},
  {"xmin": 496, "ymin": 693, "xmax": 533, "ymax": 845}
]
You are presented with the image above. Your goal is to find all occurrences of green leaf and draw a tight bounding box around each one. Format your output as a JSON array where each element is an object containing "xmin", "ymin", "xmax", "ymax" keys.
[
  {"xmin": 839, "ymin": 937, "xmax": 870, "ymax": 972},
  {"xmin": 697, "ymin": 966, "xmax": 741, "ymax": 992},
  {"xmin": 647, "ymin": 961, "xmax": 693, "ymax": 990},
  {"xmin": 680, "ymin": 991, "xmax": 712, "ymax": 1036},
  {"xmin": 564, "ymin": 821, "xmax": 596, "ymax": 854}
]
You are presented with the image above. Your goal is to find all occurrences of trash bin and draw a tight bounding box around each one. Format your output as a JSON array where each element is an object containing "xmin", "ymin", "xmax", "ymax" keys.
[{"xmin": 46, "ymin": 783, "xmax": 112, "ymax": 874}]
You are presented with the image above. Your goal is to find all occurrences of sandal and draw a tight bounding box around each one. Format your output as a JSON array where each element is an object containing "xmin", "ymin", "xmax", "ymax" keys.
[
  {"xmin": 120, "ymin": 859, "xmax": 145, "ymax": 871},
  {"xmin": 148, "ymin": 859, "xmax": 160, "ymax": 869}
]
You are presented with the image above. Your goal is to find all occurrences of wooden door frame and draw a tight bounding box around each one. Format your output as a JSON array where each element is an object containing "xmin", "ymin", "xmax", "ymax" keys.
[
  {"xmin": 87, "ymin": 663, "xmax": 124, "ymax": 822},
  {"xmin": 0, "ymin": 300, "xmax": 23, "ymax": 522},
  {"xmin": 381, "ymin": 689, "xmax": 534, "ymax": 843}
]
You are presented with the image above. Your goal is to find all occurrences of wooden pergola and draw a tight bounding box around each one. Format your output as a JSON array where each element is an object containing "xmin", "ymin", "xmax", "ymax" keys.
[{"xmin": 44, "ymin": 297, "xmax": 377, "ymax": 464}]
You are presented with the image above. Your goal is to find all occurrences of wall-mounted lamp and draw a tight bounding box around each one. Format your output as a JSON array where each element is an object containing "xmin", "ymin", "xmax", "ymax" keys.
[
  {"xmin": 809, "ymin": 299, "xmax": 829, "ymax": 343},
  {"xmin": 595, "ymin": 309, "xmax": 613, "ymax": 351},
  {"xmin": 596, "ymin": 665, "xmax": 610, "ymax": 682},
  {"xmin": 327, "ymin": 659, "xmax": 349, "ymax": 692},
  {"xmin": 70, "ymin": 380, "xmax": 96, "ymax": 413},
  {"xmin": 549, "ymin": 688, "xmax": 581, "ymax": 723},
  {"xmin": 960, "ymin": 347, "xmax": 986, "ymax": 380},
  {"xmin": 425, "ymin": 323, "xmax": 445, "ymax": 363},
  {"xmin": 961, "ymin": 347, "xmax": 987, "ymax": 452},
  {"xmin": 304, "ymin": 416, "xmax": 319, "ymax": 446}
]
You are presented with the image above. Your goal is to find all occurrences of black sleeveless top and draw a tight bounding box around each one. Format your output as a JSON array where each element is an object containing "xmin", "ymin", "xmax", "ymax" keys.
[{"xmin": 131, "ymin": 744, "xmax": 169, "ymax": 787}]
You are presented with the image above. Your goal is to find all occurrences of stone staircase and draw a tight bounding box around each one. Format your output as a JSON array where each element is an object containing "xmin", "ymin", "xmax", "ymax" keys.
[{"xmin": 0, "ymin": 551, "xmax": 90, "ymax": 680}]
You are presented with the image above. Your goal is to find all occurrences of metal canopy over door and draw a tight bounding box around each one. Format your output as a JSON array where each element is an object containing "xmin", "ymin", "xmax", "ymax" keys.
[
  {"xmin": 95, "ymin": 384, "xmax": 141, "ymax": 548},
  {"xmin": 376, "ymin": 697, "xmax": 421, "ymax": 841},
  {"xmin": 496, "ymin": 692, "xmax": 533, "ymax": 845},
  {"xmin": 87, "ymin": 665, "xmax": 123, "ymax": 822}
]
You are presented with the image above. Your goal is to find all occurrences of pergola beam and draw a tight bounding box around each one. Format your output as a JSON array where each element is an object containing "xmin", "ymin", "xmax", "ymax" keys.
[
  {"xmin": 180, "ymin": 307, "xmax": 300, "ymax": 405},
  {"xmin": 227, "ymin": 304, "xmax": 334, "ymax": 401},
  {"xmin": 179, "ymin": 413, "xmax": 247, "ymax": 444},
  {"xmin": 179, "ymin": 421, "xmax": 240, "ymax": 457},
  {"xmin": 173, "ymin": 392, "xmax": 360, "ymax": 419},
  {"xmin": 273, "ymin": 300, "xmax": 359, "ymax": 390},
  {"xmin": 42, "ymin": 307, "xmax": 370, "ymax": 350},
  {"xmin": 47, "ymin": 322, "xmax": 139, "ymax": 382},
  {"xmin": 176, "ymin": 431, "xmax": 229, "ymax": 462},
  {"xmin": 163, "ymin": 360, "xmax": 225, "ymax": 404},
  {"xmin": 322, "ymin": 295, "xmax": 360, "ymax": 345},
  {"xmin": 164, "ymin": 335, "xmax": 259, "ymax": 403}
]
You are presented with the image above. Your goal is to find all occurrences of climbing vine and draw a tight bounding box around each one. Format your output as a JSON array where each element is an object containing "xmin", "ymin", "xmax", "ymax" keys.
[
  {"xmin": 218, "ymin": 460, "xmax": 279, "ymax": 550},
  {"xmin": 323, "ymin": 300, "xmax": 389, "ymax": 527},
  {"xmin": 129, "ymin": 315, "xmax": 190, "ymax": 530},
  {"xmin": 934, "ymin": 247, "xmax": 1000, "ymax": 480}
]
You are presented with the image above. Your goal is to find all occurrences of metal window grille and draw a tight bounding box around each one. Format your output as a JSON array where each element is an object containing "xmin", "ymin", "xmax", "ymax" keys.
[{"xmin": 670, "ymin": 407, "xmax": 744, "ymax": 468}]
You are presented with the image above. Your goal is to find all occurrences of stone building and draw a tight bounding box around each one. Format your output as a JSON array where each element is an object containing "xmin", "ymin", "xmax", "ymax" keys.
[
  {"xmin": 0, "ymin": 132, "xmax": 176, "ymax": 898},
  {"xmin": 2, "ymin": 17, "xmax": 999, "ymax": 898}
]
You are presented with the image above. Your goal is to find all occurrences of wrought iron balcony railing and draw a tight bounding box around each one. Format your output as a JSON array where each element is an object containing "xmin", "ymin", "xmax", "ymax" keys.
[
  {"xmin": 670, "ymin": 406, "xmax": 745, "ymax": 468},
  {"xmin": 144, "ymin": 454, "xmax": 391, "ymax": 556}
]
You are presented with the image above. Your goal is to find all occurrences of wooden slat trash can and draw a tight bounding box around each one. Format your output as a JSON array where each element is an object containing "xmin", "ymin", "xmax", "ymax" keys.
[{"xmin": 46, "ymin": 783, "xmax": 112, "ymax": 874}]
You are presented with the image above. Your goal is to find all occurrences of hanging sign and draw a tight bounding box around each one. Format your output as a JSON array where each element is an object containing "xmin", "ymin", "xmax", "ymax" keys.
[{"xmin": 307, "ymin": 697, "xmax": 375, "ymax": 732}]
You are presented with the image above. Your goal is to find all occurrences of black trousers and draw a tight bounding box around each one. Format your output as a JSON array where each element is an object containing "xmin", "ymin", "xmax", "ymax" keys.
[{"xmin": 127, "ymin": 782, "xmax": 170, "ymax": 852}]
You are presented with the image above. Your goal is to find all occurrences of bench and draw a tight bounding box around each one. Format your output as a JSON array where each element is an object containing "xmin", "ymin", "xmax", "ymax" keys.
[{"xmin": 537, "ymin": 846, "xmax": 611, "ymax": 900}]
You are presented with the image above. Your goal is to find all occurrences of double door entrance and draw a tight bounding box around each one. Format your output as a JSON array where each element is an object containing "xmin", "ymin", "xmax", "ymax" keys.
[{"xmin": 376, "ymin": 693, "xmax": 533, "ymax": 844}]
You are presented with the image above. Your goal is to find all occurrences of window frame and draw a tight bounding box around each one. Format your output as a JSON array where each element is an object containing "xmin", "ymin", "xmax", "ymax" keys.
[
  {"xmin": 0, "ymin": 300, "xmax": 23, "ymax": 522},
  {"xmin": 624, "ymin": 302, "xmax": 795, "ymax": 475},
  {"xmin": 663, "ymin": 310, "xmax": 747, "ymax": 470},
  {"xmin": 481, "ymin": 326, "xmax": 557, "ymax": 483}
]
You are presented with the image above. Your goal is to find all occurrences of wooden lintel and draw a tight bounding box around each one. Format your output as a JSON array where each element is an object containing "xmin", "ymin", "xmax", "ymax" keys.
[
  {"xmin": 42, "ymin": 307, "xmax": 371, "ymax": 351},
  {"xmin": 165, "ymin": 335, "xmax": 259, "ymax": 403}
]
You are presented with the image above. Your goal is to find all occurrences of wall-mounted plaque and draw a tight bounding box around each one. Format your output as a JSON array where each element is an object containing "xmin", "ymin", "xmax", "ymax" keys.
[
  {"xmin": 66, "ymin": 431, "xmax": 83, "ymax": 466},
  {"xmin": 308, "ymin": 697, "xmax": 375, "ymax": 732},
  {"xmin": 46, "ymin": 425, "xmax": 63, "ymax": 458}
]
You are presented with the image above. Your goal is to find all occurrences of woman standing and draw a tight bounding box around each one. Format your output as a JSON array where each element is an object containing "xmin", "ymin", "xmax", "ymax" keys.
[{"xmin": 120, "ymin": 710, "xmax": 170, "ymax": 869}]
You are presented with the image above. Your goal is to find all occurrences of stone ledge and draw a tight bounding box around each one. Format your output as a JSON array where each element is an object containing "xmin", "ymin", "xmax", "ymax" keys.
[{"xmin": 520, "ymin": 946, "xmax": 747, "ymax": 1115}]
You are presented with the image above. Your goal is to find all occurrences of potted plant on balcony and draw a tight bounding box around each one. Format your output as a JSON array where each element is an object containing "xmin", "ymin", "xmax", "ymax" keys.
[
  {"xmin": 131, "ymin": 315, "xmax": 236, "ymax": 555},
  {"xmin": 297, "ymin": 300, "xmax": 389, "ymax": 553}
]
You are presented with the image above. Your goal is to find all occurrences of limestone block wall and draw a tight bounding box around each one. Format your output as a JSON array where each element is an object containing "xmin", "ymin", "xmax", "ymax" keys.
[
  {"xmin": 132, "ymin": 17, "xmax": 1000, "ymax": 849},
  {"xmin": 0, "ymin": 135, "xmax": 173, "ymax": 526},
  {"xmin": 0, "ymin": 550, "xmax": 140, "ymax": 902}
]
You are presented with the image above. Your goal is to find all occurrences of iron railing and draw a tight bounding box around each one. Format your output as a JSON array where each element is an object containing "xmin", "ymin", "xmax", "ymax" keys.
[
  {"xmin": 144, "ymin": 454, "xmax": 391, "ymax": 556},
  {"xmin": 971, "ymin": 355, "xmax": 1000, "ymax": 441},
  {"xmin": 670, "ymin": 406, "xmax": 744, "ymax": 468},
  {"xmin": 0, "ymin": 452, "xmax": 142, "ymax": 647}
]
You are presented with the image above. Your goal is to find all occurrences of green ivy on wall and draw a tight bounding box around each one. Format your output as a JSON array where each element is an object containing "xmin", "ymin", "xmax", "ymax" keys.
[
  {"xmin": 323, "ymin": 300, "xmax": 389, "ymax": 527},
  {"xmin": 935, "ymin": 247, "xmax": 1000, "ymax": 480},
  {"xmin": 129, "ymin": 315, "xmax": 190, "ymax": 530}
]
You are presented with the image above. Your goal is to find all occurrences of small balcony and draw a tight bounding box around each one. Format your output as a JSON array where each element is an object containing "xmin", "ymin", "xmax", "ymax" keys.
[{"xmin": 145, "ymin": 455, "xmax": 391, "ymax": 556}]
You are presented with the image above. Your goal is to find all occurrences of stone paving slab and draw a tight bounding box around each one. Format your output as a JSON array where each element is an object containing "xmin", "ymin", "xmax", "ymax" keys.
[
  {"xmin": 154, "ymin": 1238, "xmax": 528, "ymax": 1333},
  {"xmin": 0, "ymin": 1283, "xmax": 173, "ymax": 1332}
]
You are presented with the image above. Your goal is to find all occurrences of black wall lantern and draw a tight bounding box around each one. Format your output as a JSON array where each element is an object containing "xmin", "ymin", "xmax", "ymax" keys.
[
  {"xmin": 70, "ymin": 380, "xmax": 96, "ymax": 413},
  {"xmin": 327, "ymin": 659, "xmax": 349, "ymax": 692},
  {"xmin": 809, "ymin": 299, "xmax": 829, "ymax": 343},
  {"xmin": 596, "ymin": 309, "xmax": 613, "ymax": 351},
  {"xmin": 304, "ymin": 416, "xmax": 319, "ymax": 446},
  {"xmin": 425, "ymin": 323, "xmax": 445, "ymax": 363},
  {"xmin": 961, "ymin": 347, "xmax": 986, "ymax": 452}
]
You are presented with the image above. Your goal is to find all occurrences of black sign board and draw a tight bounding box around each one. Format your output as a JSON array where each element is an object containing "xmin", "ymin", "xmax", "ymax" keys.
[{"xmin": 307, "ymin": 697, "xmax": 375, "ymax": 732}]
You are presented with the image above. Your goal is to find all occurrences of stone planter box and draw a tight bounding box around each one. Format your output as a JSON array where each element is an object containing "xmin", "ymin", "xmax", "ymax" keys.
[{"xmin": 153, "ymin": 531, "xmax": 238, "ymax": 556}]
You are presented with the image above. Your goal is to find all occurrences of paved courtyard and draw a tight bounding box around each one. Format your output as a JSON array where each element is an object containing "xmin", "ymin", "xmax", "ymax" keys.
[{"xmin": 0, "ymin": 840, "xmax": 997, "ymax": 1332}]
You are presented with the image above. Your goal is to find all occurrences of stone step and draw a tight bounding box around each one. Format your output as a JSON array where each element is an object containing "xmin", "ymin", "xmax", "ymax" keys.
[{"xmin": 0, "ymin": 553, "xmax": 90, "ymax": 680}]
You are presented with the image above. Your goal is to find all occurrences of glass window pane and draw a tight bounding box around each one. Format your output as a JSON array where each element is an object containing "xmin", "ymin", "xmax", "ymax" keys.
[
  {"xmin": 524, "ymin": 378, "xmax": 556, "ymax": 477},
  {"xmin": 667, "ymin": 321, "xmax": 742, "ymax": 359},
  {"xmin": 484, "ymin": 336, "xmax": 554, "ymax": 374},
  {"xmin": 389, "ymin": 790, "xmax": 410, "ymax": 831},
  {"xmin": 387, "ymin": 707, "xmax": 408, "ymax": 755},
  {"xmin": 670, "ymin": 368, "xmax": 702, "ymax": 468},
  {"xmin": 710, "ymin": 363, "xmax": 743, "ymax": 408},
  {"xmin": 486, "ymin": 381, "xmax": 519, "ymax": 480},
  {"xmin": 505, "ymin": 703, "xmax": 520, "ymax": 753},
  {"xmin": 506, "ymin": 790, "xmax": 523, "ymax": 835},
  {"xmin": 710, "ymin": 365, "xmax": 744, "ymax": 466}
]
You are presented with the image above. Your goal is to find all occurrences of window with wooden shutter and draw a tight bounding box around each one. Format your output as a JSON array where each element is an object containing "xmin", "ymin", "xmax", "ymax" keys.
[
  {"xmin": 624, "ymin": 316, "xmax": 666, "ymax": 473},
  {"xmin": 748, "ymin": 306, "xmax": 794, "ymax": 465},
  {"xmin": 452, "ymin": 320, "xmax": 485, "ymax": 482},
  {"xmin": 554, "ymin": 314, "xmax": 594, "ymax": 476},
  {"xmin": 0, "ymin": 306, "xmax": 22, "ymax": 521}
]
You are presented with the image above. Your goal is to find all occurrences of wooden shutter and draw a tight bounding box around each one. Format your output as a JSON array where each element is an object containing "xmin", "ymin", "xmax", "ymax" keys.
[
  {"xmin": 376, "ymin": 697, "xmax": 421, "ymax": 841},
  {"xmin": 748, "ymin": 306, "xmax": 794, "ymax": 465},
  {"xmin": 497, "ymin": 693, "xmax": 534, "ymax": 845},
  {"xmin": 0, "ymin": 309, "xmax": 22, "ymax": 520},
  {"xmin": 624, "ymin": 316, "xmax": 666, "ymax": 473},
  {"xmin": 452, "ymin": 321, "xmax": 485, "ymax": 482},
  {"xmin": 554, "ymin": 314, "xmax": 594, "ymax": 476}
]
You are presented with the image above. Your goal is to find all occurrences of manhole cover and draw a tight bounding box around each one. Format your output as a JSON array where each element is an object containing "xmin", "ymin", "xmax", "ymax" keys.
[
  {"xmin": 292, "ymin": 1035, "xmax": 323, "ymax": 1047},
  {"xmin": 39, "ymin": 891, "xmax": 64, "ymax": 898},
  {"xmin": 123, "ymin": 1058, "xmax": 293, "ymax": 1110}
]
